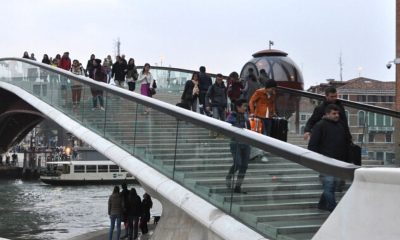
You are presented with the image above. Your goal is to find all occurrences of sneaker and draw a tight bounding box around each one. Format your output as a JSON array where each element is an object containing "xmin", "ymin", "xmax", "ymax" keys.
[
  {"xmin": 91, "ymin": 108, "xmax": 97, "ymax": 111},
  {"xmin": 100, "ymin": 106, "xmax": 105, "ymax": 111},
  {"xmin": 261, "ymin": 156, "xmax": 269, "ymax": 162}
]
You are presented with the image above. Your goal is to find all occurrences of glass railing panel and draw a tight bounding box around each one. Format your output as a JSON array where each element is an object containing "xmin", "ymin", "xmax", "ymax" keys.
[
  {"xmin": 173, "ymin": 121, "xmax": 231, "ymax": 210},
  {"xmin": 172, "ymin": 117, "xmax": 330, "ymax": 239},
  {"xmin": 278, "ymin": 90, "xmax": 399, "ymax": 167},
  {"xmin": 103, "ymin": 91, "xmax": 138, "ymax": 155},
  {"xmin": 225, "ymin": 146, "xmax": 325, "ymax": 240},
  {"xmin": 136, "ymin": 68, "xmax": 216, "ymax": 96},
  {"xmin": 276, "ymin": 92, "xmax": 321, "ymax": 149},
  {"xmin": 127, "ymin": 101, "xmax": 178, "ymax": 178}
]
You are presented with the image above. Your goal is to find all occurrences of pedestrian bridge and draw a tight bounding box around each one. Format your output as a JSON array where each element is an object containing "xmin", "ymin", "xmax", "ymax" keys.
[{"xmin": 0, "ymin": 58, "xmax": 399, "ymax": 240}]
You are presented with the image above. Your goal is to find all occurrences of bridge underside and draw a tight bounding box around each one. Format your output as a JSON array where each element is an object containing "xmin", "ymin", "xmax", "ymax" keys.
[{"xmin": 0, "ymin": 89, "xmax": 44, "ymax": 153}]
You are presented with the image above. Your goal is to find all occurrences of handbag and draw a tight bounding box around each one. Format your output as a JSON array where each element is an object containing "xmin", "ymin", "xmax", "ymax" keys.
[{"xmin": 348, "ymin": 143, "xmax": 361, "ymax": 166}]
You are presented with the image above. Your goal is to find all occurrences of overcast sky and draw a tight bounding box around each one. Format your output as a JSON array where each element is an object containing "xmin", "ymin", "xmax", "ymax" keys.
[{"xmin": 0, "ymin": 0, "xmax": 395, "ymax": 88}]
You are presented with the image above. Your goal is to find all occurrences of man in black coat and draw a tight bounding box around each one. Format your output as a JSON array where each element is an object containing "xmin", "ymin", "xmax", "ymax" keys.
[
  {"xmin": 308, "ymin": 104, "xmax": 350, "ymax": 212},
  {"xmin": 304, "ymin": 87, "xmax": 350, "ymax": 141},
  {"xmin": 112, "ymin": 55, "xmax": 127, "ymax": 88},
  {"xmin": 198, "ymin": 66, "xmax": 212, "ymax": 115}
]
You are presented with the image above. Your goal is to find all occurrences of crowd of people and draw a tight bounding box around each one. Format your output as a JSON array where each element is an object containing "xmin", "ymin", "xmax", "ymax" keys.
[
  {"xmin": 21, "ymin": 51, "xmax": 354, "ymax": 213},
  {"xmin": 21, "ymin": 51, "xmax": 155, "ymax": 111},
  {"xmin": 108, "ymin": 183, "xmax": 154, "ymax": 240}
]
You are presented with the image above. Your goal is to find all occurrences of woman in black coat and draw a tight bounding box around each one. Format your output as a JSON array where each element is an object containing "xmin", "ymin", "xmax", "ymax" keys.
[
  {"xmin": 140, "ymin": 193, "xmax": 153, "ymax": 234},
  {"xmin": 181, "ymin": 72, "xmax": 200, "ymax": 111}
]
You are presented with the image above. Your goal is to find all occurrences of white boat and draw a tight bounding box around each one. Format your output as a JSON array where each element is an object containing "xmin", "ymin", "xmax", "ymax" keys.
[
  {"xmin": 40, "ymin": 147, "xmax": 136, "ymax": 185},
  {"xmin": 40, "ymin": 160, "xmax": 136, "ymax": 185}
]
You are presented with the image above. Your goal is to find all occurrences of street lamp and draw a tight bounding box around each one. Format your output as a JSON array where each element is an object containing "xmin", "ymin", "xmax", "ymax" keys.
[{"xmin": 386, "ymin": 58, "xmax": 400, "ymax": 69}]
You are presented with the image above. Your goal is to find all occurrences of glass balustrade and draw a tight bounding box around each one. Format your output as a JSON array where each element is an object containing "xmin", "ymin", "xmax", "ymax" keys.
[{"xmin": 1, "ymin": 59, "xmax": 399, "ymax": 240}]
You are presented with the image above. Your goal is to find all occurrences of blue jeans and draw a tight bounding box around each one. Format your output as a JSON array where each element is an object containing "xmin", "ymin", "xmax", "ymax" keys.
[
  {"xmin": 226, "ymin": 143, "xmax": 250, "ymax": 188},
  {"xmin": 109, "ymin": 214, "xmax": 121, "ymax": 240},
  {"xmin": 318, "ymin": 174, "xmax": 337, "ymax": 211},
  {"xmin": 261, "ymin": 118, "xmax": 273, "ymax": 136},
  {"xmin": 212, "ymin": 106, "xmax": 226, "ymax": 121}
]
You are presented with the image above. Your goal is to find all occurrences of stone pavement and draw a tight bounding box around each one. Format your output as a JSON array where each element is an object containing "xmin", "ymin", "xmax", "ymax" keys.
[{"xmin": 69, "ymin": 221, "xmax": 156, "ymax": 240}]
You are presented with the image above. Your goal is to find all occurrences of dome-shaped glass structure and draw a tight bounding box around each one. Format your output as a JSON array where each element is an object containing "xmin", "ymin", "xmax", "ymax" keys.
[{"xmin": 240, "ymin": 49, "xmax": 304, "ymax": 90}]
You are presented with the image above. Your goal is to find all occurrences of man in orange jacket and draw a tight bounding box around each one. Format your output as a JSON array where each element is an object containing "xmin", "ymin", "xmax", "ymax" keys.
[{"xmin": 249, "ymin": 80, "xmax": 277, "ymax": 136}]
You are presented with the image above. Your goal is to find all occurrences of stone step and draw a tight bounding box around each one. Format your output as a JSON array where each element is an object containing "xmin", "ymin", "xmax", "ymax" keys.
[
  {"xmin": 183, "ymin": 168, "xmax": 315, "ymax": 178},
  {"xmin": 209, "ymin": 183, "xmax": 322, "ymax": 195},
  {"xmin": 174, "ymin": 163, "xmax": 306, "ymax": 172},
  {"xmin": 258, "ymin": 220, "xmax": 322, "ymax": 239},
  {"xmin": 277, "ymin": 232, "xmax": 316, "ymax": 240},
  {"xmin": 239, "ymin": 200, "xmax": 319, "ymax": 212},
  {"xmin": 196, "ymin": 175, "xmax": 320, "ymax": 188}
]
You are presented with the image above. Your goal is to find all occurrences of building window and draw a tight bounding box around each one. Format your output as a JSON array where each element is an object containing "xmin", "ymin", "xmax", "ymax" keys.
[
  {"xmin": 385, "ymin": 116, "xmax": 392, "ymax": 126},
  {"xmin": 357, "ymin": 134, "xmax": 364, "ymax": 143},
  {"xmin": 386, "ymin": 133, "xmax": 392, "ymax": 143},
  {"xmin": 376, "ymin": 152, "xmax": 384, "ymax": 161},
  {"xmin": 368, "ymin": 133, "xmax": 374, "ymax": 143},
  {"xmin": 388, "ymin": 96, "xmax": 394, "ymax": 102},
  {"xmin": 368, "ymin": 152, "xmax": 374, "ymax": 160},
  {"xmin": 342, "ymin": 95, "xmax": 348, "ymax": 100},
  {"xmin": 386, "ymin": 153, "xmax": 395, "ymax": 163},
  {"xmin": 376, "ymin": 114, "xmax": 384, "ymax": 126},
  {"xmin": 367, "ymin": 95, "xmax": 378, "ymax": 102},
  {"xmin": 300, "ymin": 114, "xmax": 307, "ymax": 121},
  {"xmin": 368, "ymin": 112, "xmax": 375, "ymax": 126},
  {"xmin": 358, "ymin": 111, "xmax": 365, "ymax": 126},
  {"xmin": 300, "ymin": 126, "xmax": 305, "ymax": 134},
  {"xmin": 357, "ymin": 95, "xmax": 366, "ymax": 102}
]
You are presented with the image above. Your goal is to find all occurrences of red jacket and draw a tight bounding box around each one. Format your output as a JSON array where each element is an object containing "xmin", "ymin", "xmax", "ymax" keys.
[
  {"xmin": 58, "ymin": 57, "xmax": 71, "ymax": 70},
  {"xmin": 227, "ymin": 81, "xmax": 243, "ymax": 101}
]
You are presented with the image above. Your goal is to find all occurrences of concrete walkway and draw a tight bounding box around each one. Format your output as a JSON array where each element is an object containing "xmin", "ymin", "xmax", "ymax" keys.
[{"xmin": 70, "ymin": 222, "xmax": 156, "ymax": 240}]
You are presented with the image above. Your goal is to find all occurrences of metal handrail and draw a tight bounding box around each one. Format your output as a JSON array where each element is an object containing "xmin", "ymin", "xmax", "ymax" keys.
[
  {"xmin": 0, "ymin": 57, "xmax": 375, "ymax": 180},
  {"xmin": 277, "ymin": 87, "xmax": 400, "ymax": 118}
]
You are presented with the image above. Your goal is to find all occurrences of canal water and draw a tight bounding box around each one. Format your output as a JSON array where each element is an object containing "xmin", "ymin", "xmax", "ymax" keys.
[{"xmin": 0, "ymin": 180, "xmax": 162, "ymax": 240}]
